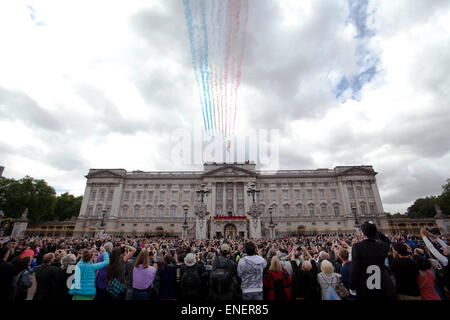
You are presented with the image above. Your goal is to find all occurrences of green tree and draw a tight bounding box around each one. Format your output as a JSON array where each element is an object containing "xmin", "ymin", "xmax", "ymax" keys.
[
  {"xmin": 0, "ymin": 176, "xmax": 57, "ymax": 222},
  {"xmin": 436, "ymin": 179, "xmax": 450, "ymax": 215},
  {"xmin": 406, "ymin": 196, "xmax": 437, "ymax": 218},
  {"xmin": 54, "ymin": 192, "xmax": 83, "ymax": 221}
]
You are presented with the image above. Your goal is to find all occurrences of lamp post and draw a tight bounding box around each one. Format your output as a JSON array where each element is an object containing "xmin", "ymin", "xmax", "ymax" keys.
[
  {"xmin": 247, "ymin": 183, "xmax": 260, "ymax": 204},
  {"xmin": 196, "ymin": 184, "xmax": 210, "ymax": 203},
  {"xmin": 100, "ymin": 208, "xmax": 107, "ymax": 227},
  {"xmin": 268, "ymin": 207, "xmax": 276, "ymax": 239},
  {"xmin": 182, "ymin": 205, "xmax": 189, "ymax": 240},
  {"xmin": 352, "ymin": 207, "xmax": 360, "ymax": 227}
]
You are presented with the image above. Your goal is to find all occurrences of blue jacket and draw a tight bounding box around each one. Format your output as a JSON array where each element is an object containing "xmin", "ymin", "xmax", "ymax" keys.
[{"xmin": 70, "ymin": 252, "xmax": 109, "ymax": 296}]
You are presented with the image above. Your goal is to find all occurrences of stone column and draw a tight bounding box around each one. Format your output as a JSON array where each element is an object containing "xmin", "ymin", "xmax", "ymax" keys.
[
  {"xmin": 233, "ymin": 183, "xmax": 238, "ymax": 216},
  {"xmin": 211, "ymin": 183, "xmax": 216, "ymax": 216},
  {"xmin": 371, "ymin": 181, "xmax": 384, "ymax": 216},
  {"xmin": 111, "ymin": 182, "xmax": 124, "ymax": 218},
  {"xmin": 79, "ymin": 184, "xmax": 92, "ymax": 217},
  {"xmin": 222, "ymin": 183, "xmax": 226, "ymax": 215},
  {"xmin": 337, "ymin": 179, "xmax": 350, "ymax": 217}
]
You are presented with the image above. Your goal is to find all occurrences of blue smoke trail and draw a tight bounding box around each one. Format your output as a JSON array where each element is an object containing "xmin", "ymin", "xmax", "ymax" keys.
[
  {"xmin": 183, "ymin": 0, "xmax": 207, "ymax": 131},
  {"xmin": 200, "ymin": 0, "xmax": 213, "ymax": 135}
]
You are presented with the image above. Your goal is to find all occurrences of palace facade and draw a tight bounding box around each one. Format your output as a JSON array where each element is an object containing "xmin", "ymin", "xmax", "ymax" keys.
[{"xmin": 71, "ymin": 162, "xmax": 395, "ymax": 238}]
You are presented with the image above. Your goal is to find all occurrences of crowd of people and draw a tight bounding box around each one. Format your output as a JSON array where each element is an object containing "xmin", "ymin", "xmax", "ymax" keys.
[{"xmin": 0, "ymin": 222, "xmax": 448, "ymax": 301}]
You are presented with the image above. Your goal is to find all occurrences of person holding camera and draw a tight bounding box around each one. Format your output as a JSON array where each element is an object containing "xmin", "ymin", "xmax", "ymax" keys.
[{"xmin": 349, "ymin": 221, "xmax": 396, "ymax": 300}]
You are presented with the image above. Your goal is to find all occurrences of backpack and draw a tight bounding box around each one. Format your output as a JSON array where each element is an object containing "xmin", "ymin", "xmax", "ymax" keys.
[
  {"xmin": 180, "ymin": 268, "xmax": 201, "ymax": 297},
  {"xmin": 321, "ymin": 274, "xmax": 341, "ymax": 300},
  {"xmin": 10, "ymin": 270, "xmax": 28, "ymax": 300},
  {"xmin": 210, "ymin": 256, "xmax": 230, "ymax": 294},
  {"xmin": 269, "ymin": 271, "xmax": 287, "ymax": 300}
]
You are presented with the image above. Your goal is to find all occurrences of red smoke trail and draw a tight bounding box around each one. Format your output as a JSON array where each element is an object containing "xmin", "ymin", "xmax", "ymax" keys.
[
  {"xmin": 233, "ymin": 0, "xmax": 248, "ymax": 133},
  {"xmin": 223, "ymin": 0, "xmax": 234, "ymax": 137}
]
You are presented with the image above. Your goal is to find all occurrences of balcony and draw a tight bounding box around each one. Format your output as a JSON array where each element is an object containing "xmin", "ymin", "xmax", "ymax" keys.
[{"xmin": 213, "ymin": 216, "xmax": 247, "ymax": 221}]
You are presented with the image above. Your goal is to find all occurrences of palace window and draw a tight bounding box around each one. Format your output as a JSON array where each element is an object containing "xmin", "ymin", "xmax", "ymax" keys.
[
  {"xmin": 309, "ymin": 207, "xmax": 314, "ymax": 217},
  {"xmin": 356, "ymin": 188, "xmax": 362, "ymax": 198},
  {"xmin": 96, "ymin": 207, "xmax": 102, "ymax": 216},
  {"xmin": 217, "ymin": 191, "xmax": 222, "ymax": 200},
  {"xmin": 146, "ymin": 206, "xmax": 152, "ymax": 217},
  {"xmin": 366, "ymin": 187, "xmax": 373, "ymax": 197},
  {"xmin": 295, "ymin": 190, "xmax": 300, "ymax": 200},
  {"xmin": 100, "ymin": 191, "xmax": 105, "ymax": 201},
  {"xmin": 321, "ymin": 206, "xmax": 327, "ymax": 216},
  {"xmin": 88, "ymin": 207, "xmax": 93, "ymax": 216},
  {"xmin": 160, "ymin": 191, "xmax": 166, "ymax": 201},
  {"xmin": 282, "ymin": 190, "xmax": 288, "ymax": 201},
  {"xmin": 91, "ymin": 191, "xmax": 96, "ymax": 201},
  {"xmin": 238, "ymin": 191, "xmax": 243, "ymax": 200},
  {"xmin": 137, "ymin": 191, "xmax": 142, "ymax": 201},
  {"xmin": 272, "ymin": 208, "xmax": 277, "ymax": 216},
  {"xmin": 159, "ymin": 207, "xmax": 164, "ymax": 217},
  {"xmin": 216, "ymin": 207, "xmax": 222, "ymax": 216},
  {"xmin": 284, "ymin": 206, "xmax": 289, "ymax": 217},
  {"xmin": 361, "ymin": 203, "xmax": 366, "ymax": 215},
  {"xmin": 184, "ymin": 191, "xmax": 190, "ymax": 201},
  {"xmin": 348, "ymin": 188, "xmax": 354, "ymax": 199},
  {"xmin": 334, "ymin": 206, "xmax": 339, "ymax": 217},
  {"xmin": 370, "ymin": 204, "xmax": 375, "ymax": 215},
  {"xmin": 108, "ymin": 191, "xmax": 114, "ymax": 201},
  {"xmin": 125, "ymin": 191, "xmax": 130, "ymax": 201},
  {"xmin": 228, "ymin": 190, "xmax": 233, "ymax": 199},
  {"xmin": 297, "ymin": 207, "xmax": 302, "ymax": 217},
  {"xmin": 307, "ymin": 190, "xmax": 313, "ymax": 199},
  {"xmin": 259, "ymin": 191, "xmax": 264, "ymax": 200},
  {"xmin": 172, "ymin": 191, "xmax": 177, "ymax": 201},
  {"xmin": 148, "ymin": 191, "xmax": 153, "ymax": 201},
  {"xmin": 122, "ymin": 207, "xmax": 128, "ymax": 217},
  {"xmin": 319, "ymin": 189, "xmax": 325, "ymax": 198},
  {"xmin": 106, "ymin": 208, "xmax": 111, "ymax": 217},
  {"xmin": 330, "ymin": 189, "xmax": 337, "ymax": 198},
  {"xmin": 170, "ymin": 207, "xmax": 176, "ymax": 217},
  {"xmin": 134, "ymin": 206, "xmax": 140, "ymax": 217},
  {"xmin": 238, "ymin": 207, "xmax": 243, "ymax": 216},
  {"xmin": 271, "ymin": 190, "xmax": 276, "ymax": 201}
]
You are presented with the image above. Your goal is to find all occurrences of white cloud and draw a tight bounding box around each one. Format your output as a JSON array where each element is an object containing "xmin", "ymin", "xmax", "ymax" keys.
[{"xmin": 0, "ymin": 0, "xmax": 449, "ymax": 215}]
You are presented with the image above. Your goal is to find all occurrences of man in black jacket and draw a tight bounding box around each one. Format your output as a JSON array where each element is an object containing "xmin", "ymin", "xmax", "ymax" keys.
[
  {"xmin": 0, "ymin": 246, "xmax": 13, "ymax": 300},
  {"xmin": 210, "ymin": 243, "xmax": 237, "ymax": 300},
  {"xmin": 349, "ymin": 221, "xmax": 396, "ymax": 300},
  {"xmin": 33, "ymin": 253, "xmax": 65, "ymax": 300}
]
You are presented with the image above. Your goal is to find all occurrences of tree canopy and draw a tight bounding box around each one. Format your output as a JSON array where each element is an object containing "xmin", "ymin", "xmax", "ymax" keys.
[
  {"xmin": 406, "ymin": 179, "xmax": 450, "ymax": 218},
  {"xmin": 0, "ymin": 176, "xmax": 82, "ymax": 223}
]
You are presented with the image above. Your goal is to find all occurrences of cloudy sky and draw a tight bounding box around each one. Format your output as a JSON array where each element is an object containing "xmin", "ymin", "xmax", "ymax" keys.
[{"xmin": 0, "ymin": 0, "xmax": 449, "ymax": 214}]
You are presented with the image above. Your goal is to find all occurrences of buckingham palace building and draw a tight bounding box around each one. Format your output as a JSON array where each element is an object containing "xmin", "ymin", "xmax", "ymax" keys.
[{"xmin": 71, "ymin": 162, "xmax": 396, "ymax": 239}]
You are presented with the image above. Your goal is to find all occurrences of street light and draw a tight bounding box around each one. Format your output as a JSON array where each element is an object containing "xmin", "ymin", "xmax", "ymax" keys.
[
  {"xmin": 247, "ymin": 183, "xmax": 260, "ymax": 204},
  {"xmin": 352, "ymin": 207, "xmax": 360, "ymax": 227},
  {"xmin": 268, "ymin": 207, "xmax": 274, "ymax": 226},
  {"xmin": 196, "ymin": 184, "xmax": 210, "ymax": 203},
  {"xmin": 183, "ymin": 206, "xmax": 188, "ymax": 225},
  {"xmin": 100, "ymin": 208, "xmax": 107, "ymax": 228}
]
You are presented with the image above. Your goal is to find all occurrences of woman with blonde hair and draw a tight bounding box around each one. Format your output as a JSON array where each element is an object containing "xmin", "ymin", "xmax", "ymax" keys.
[
  {"xmin": 132, "ymin": 249, "xmax": 157, "ymax": 300},
  {"xmin": 317, "ymin": 260, "xmax": 342, "ymax": 300},
  {"xmin": 263, "ymin": 255, "xmax": 292, "ymax": 300}
]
